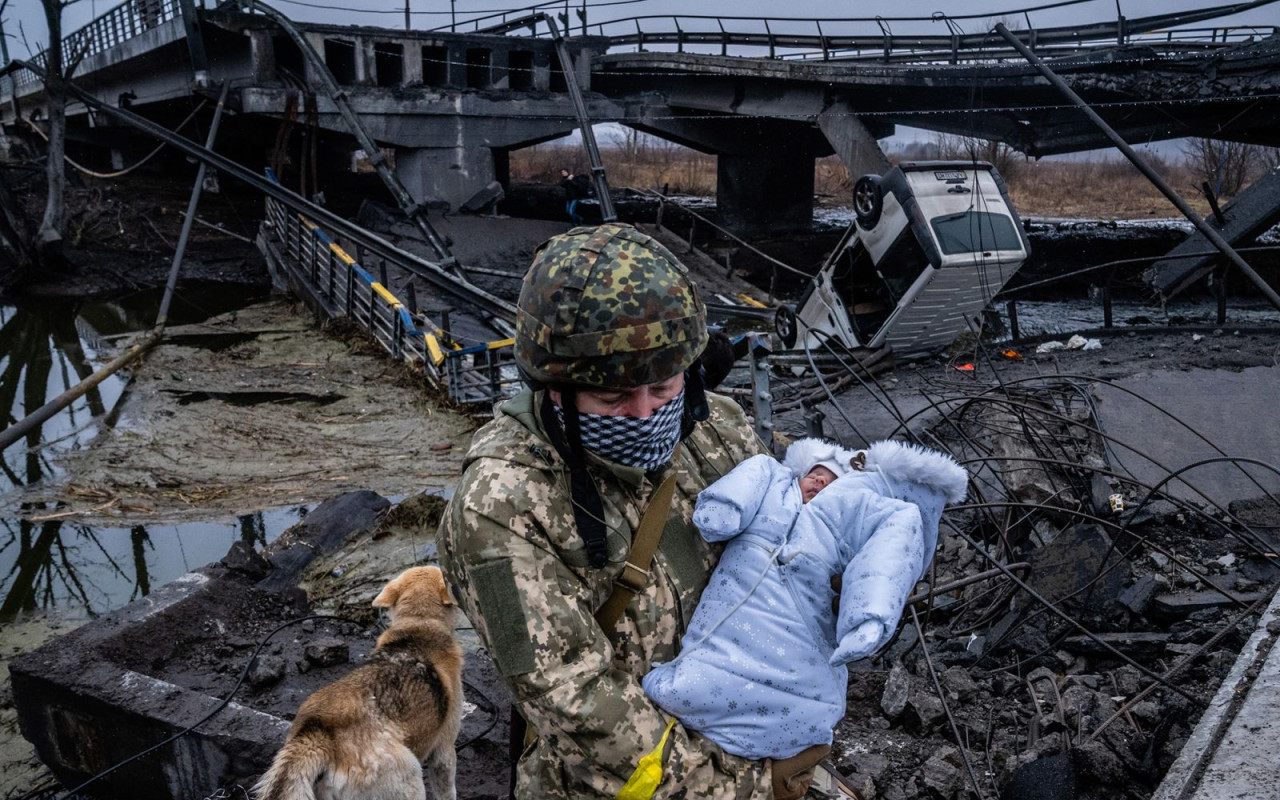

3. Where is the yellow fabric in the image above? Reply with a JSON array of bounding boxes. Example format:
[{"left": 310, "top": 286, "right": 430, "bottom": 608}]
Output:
[{"left": 615, "top": 718, "right": 677, "bottom": 800}]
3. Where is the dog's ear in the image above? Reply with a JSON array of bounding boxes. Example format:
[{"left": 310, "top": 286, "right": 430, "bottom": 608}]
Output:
[{"left": 372, "top": 577, "right": 400, "bottom": 609}]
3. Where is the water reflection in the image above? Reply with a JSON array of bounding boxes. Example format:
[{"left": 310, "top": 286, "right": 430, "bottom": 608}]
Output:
[
  {"left": 0, "top": 284, "right": 277, "bottom": 620},
  {"left": 0, "top": 508, "right": 303, "bottom": 620},
  {"left": 1003, "top": 297, "right": 1280, "bottom": 337},
  {"left": 0, "top": 303, "right": 126, "bottom": 494}
]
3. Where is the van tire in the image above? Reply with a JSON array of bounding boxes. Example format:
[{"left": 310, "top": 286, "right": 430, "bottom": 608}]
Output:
[
  {"left": 775, "top": 304, "right": 798, "bottom": 348},
  {"left": 854, "top": 175, "right": 883, "bottom": 229}
]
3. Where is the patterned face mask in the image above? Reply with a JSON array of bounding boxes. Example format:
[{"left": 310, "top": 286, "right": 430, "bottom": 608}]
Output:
[{"left": 557, "top": 389, "right": 685, "bottom": 470}]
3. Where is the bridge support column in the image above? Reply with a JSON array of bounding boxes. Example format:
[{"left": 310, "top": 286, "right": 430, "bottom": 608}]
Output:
[
  {"left": 395, "top": 146, "right": 496, "bottom": 212},
  {"left": 717, "top": 145, "right": 814, "bottom": 235},
  {"left": 816, "top": 101, "right": 891, "bottom": 182}
]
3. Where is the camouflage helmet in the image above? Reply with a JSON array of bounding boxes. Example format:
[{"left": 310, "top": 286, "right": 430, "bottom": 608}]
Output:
[{"left": 515, "top": 223, "right": 708, "bottom": 389}]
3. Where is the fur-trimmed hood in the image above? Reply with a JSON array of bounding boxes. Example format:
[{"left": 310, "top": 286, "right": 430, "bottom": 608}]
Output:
[
  {"left": 782, "top": 437, "right": 864, "bottom": 480},
  {"left": 783, "top": 438, "right": 968, "bottom": 505},
  {"left": 865, "top": 440, "right": 968, "bottom": 504}
]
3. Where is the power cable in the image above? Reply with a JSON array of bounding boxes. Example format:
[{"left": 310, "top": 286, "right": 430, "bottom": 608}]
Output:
[
  {"left": 56, "top": 613, "right": 363, "bottom": 799},
  {"left": 56, "top": 611, "right": 500, "bottom": 799},
  {"left": 22, "top": 100, "right": 209, "bottom": 179}
]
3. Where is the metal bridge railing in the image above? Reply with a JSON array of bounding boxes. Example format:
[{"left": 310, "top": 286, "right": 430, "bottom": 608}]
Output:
[
  {"left": 778, "top": 25, "right": 1279, "bottom": 64},
  {"left": 12, "top": 0, "right": 184, "bottom": 90},
  {"left": 478, "top": 2, "right": 1276, "bottom": 64},
  {"left": 259, "top": 188, "right": 520, "bottom": 407}
]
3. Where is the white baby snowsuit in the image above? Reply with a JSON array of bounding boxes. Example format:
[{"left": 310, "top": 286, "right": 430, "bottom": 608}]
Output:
[{"left": 642, "top": 439, "right": 967, "bottom": 759}]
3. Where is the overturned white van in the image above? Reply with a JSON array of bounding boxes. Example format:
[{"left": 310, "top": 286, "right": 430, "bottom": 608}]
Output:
[{"left": 776, "top": 161, "right": 1030, "bottom": 360}]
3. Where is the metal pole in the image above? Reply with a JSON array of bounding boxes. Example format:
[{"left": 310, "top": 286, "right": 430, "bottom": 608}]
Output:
[
  {"left": 749, "top": 335, "right": 774, "bottom": 446},
  {"left": 7, "top": 57, "right": 517, "bottom": 320},
  {"left": 0, "top": 333, "right": 161, "bottom": 452},
  {"left": 539, "top": 13, "right": 617, "bottom": 221},
  {"left": 0, "top": 15, "right": 19, "bottom": 128},
  {"left": 994, "top": 22, "right": 1280, "bottom": 312},
  {"left": 247, "top": 1, "right": 458, "bottom": 272},
  {"left": 155, "top": 81, "right": 230, "bottom": 328},
  {"left": 404, "top": 0, "right": 410, "bottom": 32}
]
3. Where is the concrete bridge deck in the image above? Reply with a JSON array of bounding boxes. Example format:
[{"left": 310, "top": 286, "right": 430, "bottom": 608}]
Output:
[{"left": 4, "top": 1, "right": 1280, "bottom": 233}]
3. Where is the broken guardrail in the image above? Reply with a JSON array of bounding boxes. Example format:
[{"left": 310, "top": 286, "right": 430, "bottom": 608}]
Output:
[{"left": 259, "top": 181, "right": 521, "bottom": 405}]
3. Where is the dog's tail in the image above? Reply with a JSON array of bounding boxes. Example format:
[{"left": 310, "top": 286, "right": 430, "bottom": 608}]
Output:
[{"left": 252, "top": 723, "right": 331, "bottom": 800}]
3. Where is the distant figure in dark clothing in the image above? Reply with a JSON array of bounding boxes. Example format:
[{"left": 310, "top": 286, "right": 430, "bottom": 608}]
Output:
[{"left": 559, "top": 168, "right": 591, "bottom": 224}]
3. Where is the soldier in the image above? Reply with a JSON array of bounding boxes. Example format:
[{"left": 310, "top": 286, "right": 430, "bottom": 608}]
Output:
[{"left": 439, "top": 223, "right": 851, "bottom": 800}]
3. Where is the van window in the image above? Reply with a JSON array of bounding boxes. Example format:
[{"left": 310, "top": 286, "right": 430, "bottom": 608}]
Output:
[{"left": 930, "top": 211, "right": 1021, "bottom": 255}]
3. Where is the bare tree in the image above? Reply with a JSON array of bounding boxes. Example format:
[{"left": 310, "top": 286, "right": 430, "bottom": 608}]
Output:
[
  {"left": 1182, "top": 138, "right": 1261, "bottom": 198},
  {"left": 933, "top": 132, "right": 1025, "bottom": 183},
  {"left": 34, "top": 0, "right": 89, "bottom": 266}
]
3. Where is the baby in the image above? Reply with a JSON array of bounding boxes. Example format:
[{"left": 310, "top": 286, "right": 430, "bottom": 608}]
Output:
[{"left": 642, "top": 437, "right": 967, "bottom": 760}]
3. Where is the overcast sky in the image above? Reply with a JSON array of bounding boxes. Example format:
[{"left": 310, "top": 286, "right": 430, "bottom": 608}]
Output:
[{"left": 5, "top": 0, "right": 1278, "bottom": 57}]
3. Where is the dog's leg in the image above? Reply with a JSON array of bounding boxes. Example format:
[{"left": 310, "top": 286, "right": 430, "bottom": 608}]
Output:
[{"left": 423, "top": 745, "right": 458, "bottom": 800}]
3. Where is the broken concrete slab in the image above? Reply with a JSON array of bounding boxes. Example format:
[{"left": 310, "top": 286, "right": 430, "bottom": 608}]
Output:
[
  {"left": 9, "top": 492, "right": 506, "bottom": 799},
  {"left": 258, "top": 490, "right": 389, "bottom": 592},
  {"left": 1061, "top": 632, "right": 1170, "bottom": 659},
  {"left": 1151, "top": 586, "right": 1280, "bottom": 800},
  {"left": 1117, "top": 574, "right": 1162, "bottom": 615},
  {"left": 11, "top": 570, "right": 300, "bottom": 798},
  {"left": 1152, "top": 588, "right": 1269, "bottom": 617},
  {"left": 1093, "top": 366, "right": 1280, "bottom": 505},
  {"left": 1002, "top": 752, "right": 1077, "bottom": 800},
  {"left": 1028, "top": 524, "right": 1131, "bottom": 612}
]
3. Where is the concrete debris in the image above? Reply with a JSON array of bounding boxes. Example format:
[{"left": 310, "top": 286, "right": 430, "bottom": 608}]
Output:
[
  {"left": 919, "top": 746, "right": 964, "bottom": 796},
  {"left": 1001, "top": 752, "right": 1077, "bottom": 800},
  {"left": 1117, "top": 574, "right": 1163, "bottom": 615},
  {"left": 1028, "top": 524, "right": 1131, "bottom": 612},
  {"left": 880, "top": 660, "right": 911, "bottom": 720},
  {"left": 303, "top": 637, "right": 350, "bottom": 668},
  {"left": 823, "top": 373, "right": 1280, "bottom": 800},
  {"left": 1035, "top": 335, "right": 1102, "bottom": 354},
  {"left": 245, "top": 655, "right": 287, "bottom": 690},
  {"left": 1153, "top": 588, "right": 1271, "bottom": 616},
  {"left": 1061, "top": 631, "right": 1170, "bottom": 658}
]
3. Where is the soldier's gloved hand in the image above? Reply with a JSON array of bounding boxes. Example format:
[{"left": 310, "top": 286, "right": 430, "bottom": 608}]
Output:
[
  {"left": 770, "top": 744, "right": 831, "bottom": 800},
  {"left": 698, "top": 330, "right": 737, "bottom": 390},
  {"left": 830, "top": 620, "right": 883, "bottom": 666}
]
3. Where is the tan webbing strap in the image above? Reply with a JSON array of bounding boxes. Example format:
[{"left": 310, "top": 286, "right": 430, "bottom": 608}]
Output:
[{"left": 594, "top": 470, "right": 679, "bottom": 636}]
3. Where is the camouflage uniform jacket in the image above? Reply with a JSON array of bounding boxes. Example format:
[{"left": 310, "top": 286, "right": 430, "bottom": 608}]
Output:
[{"left": 439, "top": 388, "right": 772, "bottom": 800}]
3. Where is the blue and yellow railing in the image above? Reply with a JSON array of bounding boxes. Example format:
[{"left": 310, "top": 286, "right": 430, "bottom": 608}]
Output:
[{"left": 259, "top": 173, "right": 520, "bottom": 404}]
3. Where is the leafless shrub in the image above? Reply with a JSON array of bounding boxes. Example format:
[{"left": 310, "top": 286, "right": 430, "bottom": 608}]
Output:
[
  {"left": 1181, "top": 138, "right": 1262, "bottom": 198},
  {"left": 932, "top": 132, "right": 1027, "bottom": 183}
]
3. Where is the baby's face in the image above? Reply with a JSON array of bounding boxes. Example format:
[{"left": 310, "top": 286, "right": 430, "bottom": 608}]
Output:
[{"left": 799, "top": 465, "right": 838, "bottom": 503}]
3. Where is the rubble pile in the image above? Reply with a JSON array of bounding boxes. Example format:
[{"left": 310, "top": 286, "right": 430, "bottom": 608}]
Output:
[{"left": 828, "top": 376, "right": 1280, "bottom": 800}]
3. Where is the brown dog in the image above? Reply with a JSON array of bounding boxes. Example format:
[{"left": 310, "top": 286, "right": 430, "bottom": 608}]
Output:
[{"left": 253, "top": 566, "right": 464, "bottom": 800}]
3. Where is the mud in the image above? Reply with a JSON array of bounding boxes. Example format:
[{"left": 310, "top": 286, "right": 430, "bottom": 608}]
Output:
[
  {"left": 0, "top": 617, "right": 82, "bottom": 797},
  {"left": 10, "top": 299, "right": 477, "bottom": 524}
]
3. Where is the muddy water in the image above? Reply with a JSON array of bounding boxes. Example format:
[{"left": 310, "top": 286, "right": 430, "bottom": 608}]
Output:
[
  {"left": 1002, "top": 296, "right": 1280, "bottom": 338},
  {"left": 0, "top": 283, "right": 289, "bottom": 623}
]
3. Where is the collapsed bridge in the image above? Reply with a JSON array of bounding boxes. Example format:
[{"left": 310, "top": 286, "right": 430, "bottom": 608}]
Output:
[{"left": 4, "top": 0, "right": 1280, "bottom": 235}]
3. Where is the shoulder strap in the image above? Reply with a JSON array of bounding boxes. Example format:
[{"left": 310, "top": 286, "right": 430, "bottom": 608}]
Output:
[
  {"left": 594, "top": 468, "right": 679, "bottom": 636},
  {"left": 539, "top": 391, "right": 610, "bottom": 568}
]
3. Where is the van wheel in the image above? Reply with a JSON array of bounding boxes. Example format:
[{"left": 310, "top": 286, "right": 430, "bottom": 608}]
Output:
[
  {"left": 775, "top": 304, "right": 798, "bottom": 348},
  {"left": 854, "top": 175, "right": 883, "bottom": 229}
]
